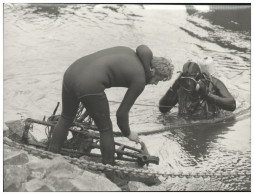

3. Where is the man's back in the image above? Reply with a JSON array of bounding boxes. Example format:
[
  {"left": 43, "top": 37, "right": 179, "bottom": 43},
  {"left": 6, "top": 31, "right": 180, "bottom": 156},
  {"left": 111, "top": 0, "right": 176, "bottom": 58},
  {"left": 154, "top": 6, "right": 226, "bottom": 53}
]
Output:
[{"left": 64, "top": 46, "right": 146, "bottom": 95}]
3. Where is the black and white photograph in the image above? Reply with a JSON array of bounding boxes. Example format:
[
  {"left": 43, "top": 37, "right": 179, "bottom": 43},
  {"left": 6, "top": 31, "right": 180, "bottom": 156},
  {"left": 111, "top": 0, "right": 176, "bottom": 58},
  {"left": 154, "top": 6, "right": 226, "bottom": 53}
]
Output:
[{"left": 3, "top": 1, "right": 251, "bottom": 192}]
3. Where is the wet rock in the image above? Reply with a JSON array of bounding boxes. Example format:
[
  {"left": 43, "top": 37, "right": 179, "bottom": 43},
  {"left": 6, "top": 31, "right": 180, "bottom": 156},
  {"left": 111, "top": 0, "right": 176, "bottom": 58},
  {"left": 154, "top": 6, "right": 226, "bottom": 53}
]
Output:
[
  {"left": 4, "top": 165, "right": 29, "bottom": 191},
  {"left": 4, "top": 151, "right": 29, "bottom": 165},
  {"left": 45, "top": 156, "right": 81, "bottom": 176},
  {"left": 4, "top": 183, "right": 25, "bottom": 192},
  {"left": 27, "top": 154, "right": 42, "bottom": 162},
  {"left": 35, "top": 185, "right": 55, "bottom": 192},
  {"left": 43, "top": 157, "right": 85, "bottom": 191},
  {"left": 5, "top": 120, "right": 38, "bottom": 144},
  {"left": 69, "top": 170, "right": 121, "bottom": 191},
  {"left": 128, "top": 181, "right": 166, "bottom": 191},
  {"left": 4, "top": 146, "right": 15, "bottom": 158},
  {"left": 5, "top": 120, "right": 25, "bottom": 140},
  {"left": 3, "top": 124, "right": 10, "bottom": 137},
  {"left": 44, "top": 178, "right": 79, "bottom": 191},
  {"left": 22, "top": 178, "right": 55, "bottom": 192},
  {"left": 46, "top": 169, "right": 77, "bottom": 180},
  {"left": 44, "top": 169, "right": 120, "bottom": 191},
  {"left": 104, "top": 171, "right": 129, "bottom": 190},
  {"left": 26, "top": 159, "right": 51, "bottom": 179}
]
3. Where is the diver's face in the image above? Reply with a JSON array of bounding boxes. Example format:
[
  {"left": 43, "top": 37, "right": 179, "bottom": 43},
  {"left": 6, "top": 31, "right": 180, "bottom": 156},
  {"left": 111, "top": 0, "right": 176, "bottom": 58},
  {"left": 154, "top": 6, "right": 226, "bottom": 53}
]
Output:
[{"left": 178, "top": 75, "right": 199, "bottom": 93}]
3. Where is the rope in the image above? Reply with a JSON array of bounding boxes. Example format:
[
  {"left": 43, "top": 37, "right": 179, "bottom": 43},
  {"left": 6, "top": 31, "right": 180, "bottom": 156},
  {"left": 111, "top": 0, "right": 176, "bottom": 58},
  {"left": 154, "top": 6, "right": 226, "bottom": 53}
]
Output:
[{"left": 108, "top": 100, "right": 175, "bottom": 108}]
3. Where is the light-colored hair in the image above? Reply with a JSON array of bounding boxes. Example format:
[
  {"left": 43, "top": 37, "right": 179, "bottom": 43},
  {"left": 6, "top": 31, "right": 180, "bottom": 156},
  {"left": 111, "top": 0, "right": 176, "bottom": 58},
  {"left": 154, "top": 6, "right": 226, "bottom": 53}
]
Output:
[{"left": 151, "top": 57, "right": 174, "bottom": 80}]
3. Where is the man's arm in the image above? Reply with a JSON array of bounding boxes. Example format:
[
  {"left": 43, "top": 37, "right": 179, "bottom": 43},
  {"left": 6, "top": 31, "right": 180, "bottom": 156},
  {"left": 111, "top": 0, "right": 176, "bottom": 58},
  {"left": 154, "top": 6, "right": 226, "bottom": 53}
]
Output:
[
  {"left": 206, "top": 79, "right": 236, "bottom": 111},
  {"left": 116, "top": 80, "right": 145, "bottom": 136},
  {"left": 136, "top": 45, "right": 153, "bottom": 83}
]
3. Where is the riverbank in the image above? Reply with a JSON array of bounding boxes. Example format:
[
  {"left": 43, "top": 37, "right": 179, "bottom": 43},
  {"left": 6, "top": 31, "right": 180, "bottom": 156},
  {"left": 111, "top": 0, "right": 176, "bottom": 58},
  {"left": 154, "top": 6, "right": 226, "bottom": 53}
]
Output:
[{"left": 3, "top": 123, "right": 166, "bottom": 192}]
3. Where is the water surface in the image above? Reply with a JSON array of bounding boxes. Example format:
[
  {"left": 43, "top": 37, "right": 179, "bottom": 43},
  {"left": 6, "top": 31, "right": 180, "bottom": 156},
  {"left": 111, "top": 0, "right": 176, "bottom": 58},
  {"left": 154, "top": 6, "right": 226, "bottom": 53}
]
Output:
[{"left": 4, "top": 4, "right": 251, "bottom": 191}]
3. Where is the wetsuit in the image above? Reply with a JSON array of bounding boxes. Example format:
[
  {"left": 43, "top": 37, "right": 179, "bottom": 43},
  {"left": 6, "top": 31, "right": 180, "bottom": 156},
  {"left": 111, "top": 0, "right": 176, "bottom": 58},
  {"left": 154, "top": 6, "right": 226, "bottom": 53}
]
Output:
[
  {"left": 159, "top": 75, "right": 236, "bottom": 118},
  {"left": 49, "top": 45, "right": 153, "bottom": 165}
]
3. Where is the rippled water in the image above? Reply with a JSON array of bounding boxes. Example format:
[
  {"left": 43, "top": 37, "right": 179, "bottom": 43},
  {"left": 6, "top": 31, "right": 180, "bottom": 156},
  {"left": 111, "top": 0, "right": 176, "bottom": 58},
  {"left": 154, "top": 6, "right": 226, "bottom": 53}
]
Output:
[{"left": 3, "top": 4, "right": 251, "bottom": 191}]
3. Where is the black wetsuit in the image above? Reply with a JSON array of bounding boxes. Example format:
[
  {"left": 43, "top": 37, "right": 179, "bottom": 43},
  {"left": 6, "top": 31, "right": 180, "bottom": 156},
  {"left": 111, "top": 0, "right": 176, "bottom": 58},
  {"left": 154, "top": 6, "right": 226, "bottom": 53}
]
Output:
[
  {"left": 49, "top": 46, "right": 153, "bottom": 165},
  {"left": 159, "top": 76, "right": 236, "bottom": 118}
]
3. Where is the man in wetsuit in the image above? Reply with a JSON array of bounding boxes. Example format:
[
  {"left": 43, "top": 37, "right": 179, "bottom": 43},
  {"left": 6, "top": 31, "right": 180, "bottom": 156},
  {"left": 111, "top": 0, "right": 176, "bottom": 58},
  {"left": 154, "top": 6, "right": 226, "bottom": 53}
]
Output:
[
  {"left": 159, "top": 60, "right": 236, "bottom": 119},
  {"left": 48, "top": 45, "right": 174, "bottom": 165}
]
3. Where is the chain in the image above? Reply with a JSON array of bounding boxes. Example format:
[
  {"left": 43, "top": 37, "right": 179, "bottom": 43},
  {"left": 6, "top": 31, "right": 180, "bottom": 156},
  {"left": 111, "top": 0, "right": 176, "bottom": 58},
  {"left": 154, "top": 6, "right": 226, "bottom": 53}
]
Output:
[{"left": 4, "top": 137, "right": 250, "bottom": 179}]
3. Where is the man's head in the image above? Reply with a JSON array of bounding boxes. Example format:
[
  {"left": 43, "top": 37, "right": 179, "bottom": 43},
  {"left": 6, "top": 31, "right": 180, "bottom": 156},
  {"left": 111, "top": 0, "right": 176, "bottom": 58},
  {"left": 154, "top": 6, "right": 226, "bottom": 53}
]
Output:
[{"left": 149, "top": 57, "right": 174, "bottom": 85}]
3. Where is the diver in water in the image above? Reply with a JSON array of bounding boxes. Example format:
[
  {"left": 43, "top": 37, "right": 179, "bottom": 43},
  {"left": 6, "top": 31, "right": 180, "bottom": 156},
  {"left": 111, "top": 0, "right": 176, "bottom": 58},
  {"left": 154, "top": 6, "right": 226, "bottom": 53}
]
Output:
[
  {"left": 159, "top": 58, "right": 236, "bottom": 119},
  {"left": 48, "top": 45, "right": 174, "bottom": 165}
]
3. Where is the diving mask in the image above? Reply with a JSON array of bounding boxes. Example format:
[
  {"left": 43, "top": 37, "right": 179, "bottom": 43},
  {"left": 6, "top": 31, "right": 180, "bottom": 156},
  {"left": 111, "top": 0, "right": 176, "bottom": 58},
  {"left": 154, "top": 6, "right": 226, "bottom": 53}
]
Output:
[{"left": 177, "top": 71, "right": 201, "bottom": 93}]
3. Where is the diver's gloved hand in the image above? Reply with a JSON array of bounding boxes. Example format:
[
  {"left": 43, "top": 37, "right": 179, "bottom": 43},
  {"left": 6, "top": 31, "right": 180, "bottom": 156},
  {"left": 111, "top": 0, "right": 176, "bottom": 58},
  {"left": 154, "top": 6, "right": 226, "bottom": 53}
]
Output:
[
  {"left": 171, "top": 72, "right": 182, "bottom": 92},
  {"left": 198, "top": 79, "right": 210, "bottom": 97},
  {"left": 127, "top": 131, "right": 140, "bottom": 144},
  {"left": 170, "top": 79, "right": 181, "bottom": 93},
  {"left": 171, "top": 80, "right": 180, "bottom": 92}
]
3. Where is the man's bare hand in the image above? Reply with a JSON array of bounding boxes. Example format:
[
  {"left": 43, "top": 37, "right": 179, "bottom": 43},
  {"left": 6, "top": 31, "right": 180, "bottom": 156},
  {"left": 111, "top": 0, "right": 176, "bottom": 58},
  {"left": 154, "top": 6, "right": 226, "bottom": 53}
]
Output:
[{"left": 127, "top": 131, "right": 140, "bottom": 144}]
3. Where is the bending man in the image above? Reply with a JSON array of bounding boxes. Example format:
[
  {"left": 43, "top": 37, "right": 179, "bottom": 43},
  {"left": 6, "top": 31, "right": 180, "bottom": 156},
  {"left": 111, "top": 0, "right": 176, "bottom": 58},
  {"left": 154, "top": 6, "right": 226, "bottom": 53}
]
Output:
[{"left": 48, "top": 45, "right": 174, "bottom": 165}]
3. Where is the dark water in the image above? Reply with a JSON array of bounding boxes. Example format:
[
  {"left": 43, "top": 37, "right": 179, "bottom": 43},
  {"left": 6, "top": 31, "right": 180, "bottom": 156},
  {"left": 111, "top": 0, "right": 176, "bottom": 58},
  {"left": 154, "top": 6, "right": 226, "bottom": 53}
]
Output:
[{"left": 3, "top": 4, "right": 251, "bottom": 191}]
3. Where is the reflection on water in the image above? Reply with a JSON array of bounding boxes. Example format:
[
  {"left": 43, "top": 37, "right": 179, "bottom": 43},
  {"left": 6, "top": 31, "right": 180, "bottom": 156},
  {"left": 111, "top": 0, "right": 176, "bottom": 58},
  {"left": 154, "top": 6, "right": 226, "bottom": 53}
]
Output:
[
  {"left": 4, "top": 4, "right": 251, "bottom": 191},
  {"left": 186, "top": 5, "right": 251, "bottom": 31},
  {"left": 28, "top": 4, "right": 65, "bottom": 17},
  {"left": 168, "top": 124, "right": 234, "bottom": 160}
]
